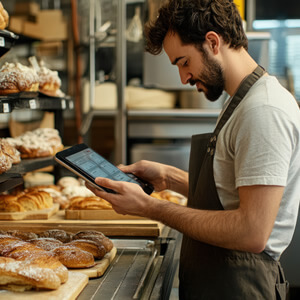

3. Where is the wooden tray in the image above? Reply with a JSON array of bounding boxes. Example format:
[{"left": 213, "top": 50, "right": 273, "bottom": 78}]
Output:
[
  {"left": 72, "top": 247, "right": 117, "bottom": 278},
  {"left": 0, "top": 203, "right": 59, "bottom": 220},
  {"left": 0, "top": 210, "right": 164, "bottom": 237},
  {"left": 65, "top": 209, "right": 146, "bottom": 220},
  {"left": 0, "top": 271, "right": 88, "bottom": 300}
]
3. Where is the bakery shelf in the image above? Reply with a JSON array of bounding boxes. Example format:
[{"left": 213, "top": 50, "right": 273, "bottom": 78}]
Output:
[
  {"left": 0, "top": 94, "right": 73, "bottom": 113},
  {"left": 0, "top": 157, "right": 55, "bottom": 192},
  {"left": 0, "top": 29, "right": 19, "bottom": 58}
]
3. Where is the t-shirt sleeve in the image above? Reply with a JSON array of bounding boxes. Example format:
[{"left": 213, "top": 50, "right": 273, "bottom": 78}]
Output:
[{"left": 234, "top": 105, "right": 295, "bottom": 188}]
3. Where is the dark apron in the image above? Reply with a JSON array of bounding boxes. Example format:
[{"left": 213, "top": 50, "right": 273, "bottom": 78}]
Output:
[{"left": 179, "top": 66, "right": 289, "bottom": 300}]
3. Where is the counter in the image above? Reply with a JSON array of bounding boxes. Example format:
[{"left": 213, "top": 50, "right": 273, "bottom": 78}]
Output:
[{"left": 77, "top": 227, "right": 182, "bottom": 300}]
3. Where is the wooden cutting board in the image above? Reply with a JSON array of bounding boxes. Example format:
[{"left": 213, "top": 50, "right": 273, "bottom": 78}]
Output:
[
  {"left": 0, "top": 271, "right": 88, "bottom": 300},
  {"left": 65, "top": 209, "right": 146, "bottom": 220},
  {"left": 71, "top": 247, "right": 117, "bottom": 278},
  {"left": 0, "top": 203, "right": 59, "bottom": 220},
  {"left": 0, "top": 211, "right": 164, "bottom": 237}
]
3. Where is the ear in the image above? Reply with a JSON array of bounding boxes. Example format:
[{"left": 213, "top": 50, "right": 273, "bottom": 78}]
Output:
[{"left": 205, "top": 31, "right": 220, "bottom": 54}]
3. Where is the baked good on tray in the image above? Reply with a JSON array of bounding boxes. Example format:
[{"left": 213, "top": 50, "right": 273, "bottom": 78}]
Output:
[
  {"left": 0, "top": 229, "right": 114, "bottom": 272},
  {"left": 0, "top": 190, "right": 53, "bottom": 212},
  {"left": 6, "top": 128, "right": 64, "bottom": 159},
  {"left": 51, "top": 245, "right": 95, "bottom": 268},
  {"left": 0, "top": 257, "right": 61, "bottom": 291},
  {"left": 38, "top": 62, "right": 62, "bottom": 97},
  {"left": 0, "top": 62, "right": 39, "bottom": 95},
  {"left": 0, "top": 2, "right": 9, "bottom": 30},
  {"left": 68, "top": 196, "right": 113, "bottom": 210},
  {"left": 0, "top": 138, "right": 21, "bottom": 174}
]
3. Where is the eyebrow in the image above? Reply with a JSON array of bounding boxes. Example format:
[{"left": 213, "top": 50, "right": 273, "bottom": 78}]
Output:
[{"left": 172, "top": 56, "right": 185, "bottom": 65}]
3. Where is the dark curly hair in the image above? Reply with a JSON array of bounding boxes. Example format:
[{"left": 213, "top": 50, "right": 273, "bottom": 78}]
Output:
[{"left": 144, "top": 0, "right": 248, "bottom": 55}]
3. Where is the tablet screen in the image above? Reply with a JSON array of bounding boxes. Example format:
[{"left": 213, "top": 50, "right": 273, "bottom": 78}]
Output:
[{"left": 65, "top": 148, "right": 136, "bottom": 183}]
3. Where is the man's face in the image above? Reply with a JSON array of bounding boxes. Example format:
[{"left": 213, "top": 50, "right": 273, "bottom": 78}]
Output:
[{"left": 163, "top": 31, "right": 225, "bottom": 101}]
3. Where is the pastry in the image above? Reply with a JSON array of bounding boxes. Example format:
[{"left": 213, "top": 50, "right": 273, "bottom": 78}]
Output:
[
  {"left": 0, "top": 257, "right": 61, "bottom": 291},
  {"left": 0, "top": 62, "right": 39, "bottom": 95},
  {"left": 0, "top": 190, "right": 53, "bottom": 212},
  {"left": 28, "top": 238, "right": 63, "bottom": 251},
  {"left": 68, "top": 196, "right": 112, "bottom": 210},
  {"left": 6, "top": 128, "right": 63, "bottom": 159},
  {"left": 0, "top": 146, "right": 13, "bottom": 174},
  {"left": 51, "top": 245, "right": 95, "bottom": 268},
  {"left": 37, "top": 62, "right": 62, "bottom": 97},
  {"left": 57, "top": 176, "right": 81, "bottom": 189},
  {"left": 0, "top": 2, "right": 9, "bottom": 30},
  {"left": 0, "top": 139, "right": 21, "bottom": 165},
  {"left": 38, "top": 229, "right": 73, "bottom": 243},
  {"left": 66, "top": 239, "right": 107, "bottom": 259}
]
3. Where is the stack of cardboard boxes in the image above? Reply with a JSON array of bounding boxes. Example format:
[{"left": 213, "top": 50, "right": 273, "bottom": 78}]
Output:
[{"left": 9, "top": 2, "right": 67, "bottom": 41}]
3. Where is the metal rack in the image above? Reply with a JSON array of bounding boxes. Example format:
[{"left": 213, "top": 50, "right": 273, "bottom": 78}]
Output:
[{"left": 0, "top": 29, "right": 73, "bottom": 192}]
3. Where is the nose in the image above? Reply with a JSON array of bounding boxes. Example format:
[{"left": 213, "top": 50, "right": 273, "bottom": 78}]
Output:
[{"left": 179, "top": 68, "right": 192, "bottom": 85}]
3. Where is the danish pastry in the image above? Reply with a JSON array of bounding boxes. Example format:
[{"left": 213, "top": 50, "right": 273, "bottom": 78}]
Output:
[{"left": 0, "top": 62, "right": 39, "bottom": 95}]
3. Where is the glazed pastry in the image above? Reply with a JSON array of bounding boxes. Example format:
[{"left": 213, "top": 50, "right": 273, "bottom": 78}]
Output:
[{"left": 0, "top": 62, "right": 39, "bottom": 95}]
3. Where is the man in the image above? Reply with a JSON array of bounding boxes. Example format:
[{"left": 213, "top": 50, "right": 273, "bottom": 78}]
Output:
[{"left": 88, "top": 0, "right": 300, "bottom": 298}]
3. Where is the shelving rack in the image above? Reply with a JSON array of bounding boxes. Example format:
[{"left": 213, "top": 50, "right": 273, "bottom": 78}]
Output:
[{"left": 0, "top": 29, "right": 73, "bottom": 192}]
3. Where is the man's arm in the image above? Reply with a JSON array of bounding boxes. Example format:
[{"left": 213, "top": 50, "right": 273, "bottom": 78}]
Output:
[{"left": 145, "top": 185, "right": 284, "bottom": 253}]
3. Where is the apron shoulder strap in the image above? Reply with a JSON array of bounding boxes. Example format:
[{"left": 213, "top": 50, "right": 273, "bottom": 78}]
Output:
[{"left": 214, "top": 65, "right": 265, "bottom": 136}]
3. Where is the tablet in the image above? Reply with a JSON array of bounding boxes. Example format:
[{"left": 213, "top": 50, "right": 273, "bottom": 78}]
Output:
[{"left": 55, "top": 143, "right": 154, "bottom": 195}]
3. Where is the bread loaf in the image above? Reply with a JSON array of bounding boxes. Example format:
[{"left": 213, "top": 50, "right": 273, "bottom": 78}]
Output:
[
  {"left": 27, "top": 238, "right": 63, "bottom": 251},
  {"left": 0, "top": 257, "right": 61, "bottom": 291},
  {"left": 38, "top": 229, "right": 73, "bottom": 243},
  {"left": 72, "top": 230, "right": 114, "bottom": 252},
  {"left": 66, "top": 239, "right": 107, "bottom": 259},
  {"left": 51, "top": 245, "right": 95, "bottom": 268}
]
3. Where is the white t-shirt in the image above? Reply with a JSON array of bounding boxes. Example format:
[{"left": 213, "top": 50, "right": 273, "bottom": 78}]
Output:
[{"left": 214, "top": 75, "right": 300, "bottom": 260}]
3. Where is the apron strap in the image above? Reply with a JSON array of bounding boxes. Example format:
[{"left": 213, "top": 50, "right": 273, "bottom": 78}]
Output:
[{"left": 213, "top": 65, "right": 265, "bottom": 137}]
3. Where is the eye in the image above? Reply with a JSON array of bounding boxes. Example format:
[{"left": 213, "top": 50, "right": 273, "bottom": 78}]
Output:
[{"left": 183, "top": 60, "right": 188, "bottom": 67}]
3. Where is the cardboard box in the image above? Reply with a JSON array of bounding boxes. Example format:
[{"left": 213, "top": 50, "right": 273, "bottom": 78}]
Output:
[
  {"left": 35, "top": 10, "right": 64, "bottom": 25},
  {"left": 14, "top": 2, "right": 40, "bottom": 16},
  {"left": 24, "top": 20, "right": 67, "bottom": 41},
  {"left": 8, "top": 16, "right": 27, "bottom": 34}
]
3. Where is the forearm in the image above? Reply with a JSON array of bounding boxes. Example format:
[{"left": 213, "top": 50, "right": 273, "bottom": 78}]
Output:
[
  {"left": 144, "top": 199, "right": 262, "bottom": 253},
  {"left": 165, "top": 165, "right": 189, "bottom": 197}
]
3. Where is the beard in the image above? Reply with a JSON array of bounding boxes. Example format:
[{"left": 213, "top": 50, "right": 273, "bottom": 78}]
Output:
[{"left": 189, "top": 50, "right": 225, "bottom": 101}]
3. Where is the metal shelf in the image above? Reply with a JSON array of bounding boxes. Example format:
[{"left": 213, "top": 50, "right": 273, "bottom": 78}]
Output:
[
  {"left": 0, "top": 94, "right": 73, "bottom": 113},
  {"left": 0, "top": 157, "right": 55, "bottom": 192},
  {"left": 0, "top": 29, "right": 19, "bottom": 58}
]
